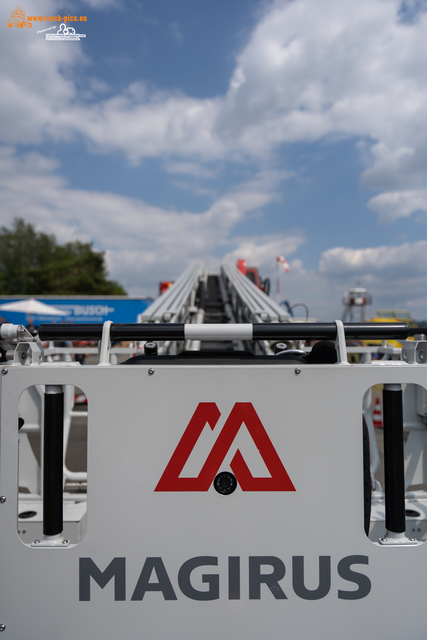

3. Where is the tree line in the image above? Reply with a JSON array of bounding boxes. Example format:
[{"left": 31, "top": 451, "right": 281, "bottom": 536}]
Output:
[{"left": 0, "top": 218, "right": 126, "bottom": 296}]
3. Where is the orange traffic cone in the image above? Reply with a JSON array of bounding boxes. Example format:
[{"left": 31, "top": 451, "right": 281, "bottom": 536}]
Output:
[{"left": 373, "top": 396, "right": 383, "bottom": 428}]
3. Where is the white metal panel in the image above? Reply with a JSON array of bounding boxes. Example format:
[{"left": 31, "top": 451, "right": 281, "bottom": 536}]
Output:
[{"left": 1, "top": 362, "right": 427, "bottom": 639}]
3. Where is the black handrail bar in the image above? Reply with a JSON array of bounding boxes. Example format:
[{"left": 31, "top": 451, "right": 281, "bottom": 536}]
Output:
[{"left": 35, "top": 322, "right": 413, "bottom": 342}]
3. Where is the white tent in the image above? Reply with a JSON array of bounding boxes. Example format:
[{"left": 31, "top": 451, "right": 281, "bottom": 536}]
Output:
[{"left": 0, "top": 298, "right": 69, "bottom": 316}]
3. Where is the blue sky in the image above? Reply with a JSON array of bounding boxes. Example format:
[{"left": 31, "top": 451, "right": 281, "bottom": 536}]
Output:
[{"left": 2, "top": 0, "right": 427, "bottom": 320}]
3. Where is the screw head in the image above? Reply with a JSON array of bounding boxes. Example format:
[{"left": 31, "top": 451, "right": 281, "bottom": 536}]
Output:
[
  {"left": 33, "top": 539, "right": 40, "bottom": 545},
  {"left": 1, "top": 369, "right": 8, "bottom": 375},
  {"left": 0, "top": 623, "right": 6, "bottom": 631},
  {"left": 62, "top": 539, "right": 69, "bottom": 545},
  {"left": 148, "top": 368, "right": 155, "bottom": 376},
  {"left": 0, "top": 496, "right": 6, "bottom": 504},
  {"left": 295, "top": 368, "right": 301, "bottom": 375}
]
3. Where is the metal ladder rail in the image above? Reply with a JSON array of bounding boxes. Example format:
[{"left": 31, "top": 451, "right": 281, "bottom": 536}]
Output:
[
  {"left": 220, "top": 262, "right": 291, "bottom": 354},
  {"left": 139, "top": 262, "right": 205, "bottom": 324},
  {"left": 139, "top": 262, "right": 205, "bottom": 354},
  {"left": 221, "top": 262, "right": 290, "bottom": 323}
]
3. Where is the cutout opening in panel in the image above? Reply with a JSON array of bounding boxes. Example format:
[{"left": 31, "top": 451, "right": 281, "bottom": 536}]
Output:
[
  {"left": 363, "top": 382, "right": 427, "bottom": 543},
  {"left": 17, "top": 384, "right": 88, "bottom": 545}
]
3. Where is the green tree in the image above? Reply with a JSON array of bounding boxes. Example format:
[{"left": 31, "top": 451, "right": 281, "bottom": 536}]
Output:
[{"left": 0, "top": 218, "right": 127, "bottom": 295}]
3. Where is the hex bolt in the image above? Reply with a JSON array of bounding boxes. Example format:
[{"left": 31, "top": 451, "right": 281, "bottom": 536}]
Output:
[
  {"left": 295, "top": 368, "right": 301, "bottom": 375},
  {"left": 148, "top": 368, "right": 155, "bottom": 376},
  {"left": 1, "top": 369, "right": 8, "bottom": 375},
  {"left": 0, "top": 496, "right": 6, "bottom": 504}
]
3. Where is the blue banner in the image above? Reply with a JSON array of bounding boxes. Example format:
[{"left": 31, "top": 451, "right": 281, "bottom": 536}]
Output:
[{"left": 0, "top": 297, "right": 153, "bottom": 326}]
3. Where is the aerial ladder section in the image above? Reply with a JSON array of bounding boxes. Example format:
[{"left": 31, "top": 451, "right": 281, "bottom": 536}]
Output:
[{"left": 139, "top": 261, "right": 290, "bottom": 354}]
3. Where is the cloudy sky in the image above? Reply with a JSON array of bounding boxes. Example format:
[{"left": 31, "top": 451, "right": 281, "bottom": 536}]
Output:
[{"left": 2, "top": 0, "right": 427, "bottom": 320}]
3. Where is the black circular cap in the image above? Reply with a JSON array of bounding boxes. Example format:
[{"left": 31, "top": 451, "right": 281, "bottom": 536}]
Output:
[
  {"left": 274, "top": 343, "right": 288, "bottom": 354},
  {"left": 18, "top": 510, "right": 37, "bottom": 519},
  {"left": 214, "top": 472, "right": 237, "bottom": 495},
  {"left": 144, "top": 342, "right": 158, "bottom": 355}
]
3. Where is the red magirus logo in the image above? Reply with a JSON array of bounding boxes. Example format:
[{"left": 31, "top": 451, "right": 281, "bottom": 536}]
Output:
[{"left": 155, "top": 402, "right": 295, "bottom": 492}]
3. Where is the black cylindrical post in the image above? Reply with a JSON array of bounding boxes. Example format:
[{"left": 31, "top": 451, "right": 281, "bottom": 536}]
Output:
[
  {"left": 43, "top": 385, "right": 64, "bottom": 537},
  {"left": 383, "top": 384, "right": 405, "bottom": 534}
]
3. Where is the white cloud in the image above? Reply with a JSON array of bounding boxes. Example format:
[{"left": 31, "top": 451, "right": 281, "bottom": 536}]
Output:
[
  {"left": 170, "top": 22, "right": 184, "bottom": 44},
  {"left": 0, "top": 147, "right": 290, "bottom": 295},
  {"left": 3, "top": 0, "right": 427, "bottom": 205},
  {"left": 164, "top": 162, "right": 217, "bottom": 179},
  {"left": 0, "top": 1, "right": 84, "bottom": 144},
  {"left": 368, "top": 189, "right": 427, "bottom": 223},
  {"left": 319, "top": 241, "right": 427, "bottom": 278},
  {"left": 2, "top": 1, "right": 425, "bottom": 161},
  {"left": 3, "top": 144, "right": 427, "bottom": 318},
  {"left": 4, "top": 0, "right": 427, "bottom": 319}
]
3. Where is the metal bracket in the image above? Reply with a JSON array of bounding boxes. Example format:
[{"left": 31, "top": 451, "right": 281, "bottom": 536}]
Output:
[
  {"left": 402, "top": 340, "right": 427, "bottom": 364},
  {"left": 31, "top": 535, "right": 70, "bottom": 548},
  {"left": 98, "top": 321, "right": 112, "bottom": 365},
  {"left": 13, "top": 341, "right": 43, "bottom": 366},
  {"left": 378, "top": 532, "right": 421, "bottom": 546},
  {"left": 0, "top": 324, "right": 44, "bottom": 366},
  {"left": 334, "top": 320, "right": 350, "bottom": 364}
]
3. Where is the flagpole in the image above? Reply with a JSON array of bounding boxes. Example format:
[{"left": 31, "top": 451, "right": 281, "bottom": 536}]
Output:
[{"left": 276, "top": 256, "right": 290, "bottom": 303}]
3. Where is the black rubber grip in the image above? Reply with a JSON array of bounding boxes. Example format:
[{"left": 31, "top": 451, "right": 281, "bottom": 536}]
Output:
[{"left": 43, "top": 390, "right": 64, "bottom": 537}]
